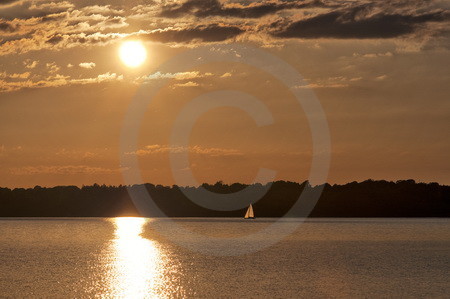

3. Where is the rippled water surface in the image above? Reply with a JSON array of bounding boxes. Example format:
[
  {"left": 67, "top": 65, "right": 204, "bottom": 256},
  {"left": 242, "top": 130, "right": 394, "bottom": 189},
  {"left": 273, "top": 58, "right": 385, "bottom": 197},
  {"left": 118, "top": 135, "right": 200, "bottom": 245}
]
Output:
[{"left": 0, "top": 218, "right": 449, "bottom": 298}]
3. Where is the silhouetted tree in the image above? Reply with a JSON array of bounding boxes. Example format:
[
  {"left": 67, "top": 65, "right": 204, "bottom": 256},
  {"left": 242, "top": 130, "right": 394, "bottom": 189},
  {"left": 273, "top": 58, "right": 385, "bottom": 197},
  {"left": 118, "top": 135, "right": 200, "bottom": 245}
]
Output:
[{"left": 0, "top": 180, "right": 448, "bottom": 217}]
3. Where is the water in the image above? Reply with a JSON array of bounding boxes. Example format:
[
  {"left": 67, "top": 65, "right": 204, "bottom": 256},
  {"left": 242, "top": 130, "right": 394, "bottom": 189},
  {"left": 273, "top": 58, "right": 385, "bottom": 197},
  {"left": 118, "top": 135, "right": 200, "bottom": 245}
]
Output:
[{"left": 0, "top": 218, "right": 449, "bottom": 298}]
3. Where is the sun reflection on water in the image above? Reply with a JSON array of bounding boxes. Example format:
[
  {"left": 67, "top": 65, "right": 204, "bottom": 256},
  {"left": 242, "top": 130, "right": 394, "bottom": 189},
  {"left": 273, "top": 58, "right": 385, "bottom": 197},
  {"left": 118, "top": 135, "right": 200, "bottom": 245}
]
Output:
[{"left": 108, "top": 217, "right": 166, "bottom": 298}]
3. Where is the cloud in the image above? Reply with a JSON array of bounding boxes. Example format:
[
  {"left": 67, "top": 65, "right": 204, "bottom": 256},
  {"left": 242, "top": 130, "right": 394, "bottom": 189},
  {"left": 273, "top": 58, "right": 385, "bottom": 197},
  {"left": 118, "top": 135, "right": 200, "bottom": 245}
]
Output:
[
  {"left": 0, "top": 71, "right": 30, "bottom": 79},
  {"left": 127, "top": 144, "right": 243, "bottom": 157},
  {"left": 46, "top": 62, "right": 60, "bottom": 73},
  {"left": 55, "top": 148, "right": 100, "bottom": 159},
  {"left": 353, "top": 52, "right": 394, "bottom": 58},
  {"left": 375, "top": 75, "right": 388, "bottom": 81},
  {"left": 0, "top": 31, "right": 125, "bottom": 56},
  {"left": 173, "top": 81, "right": 200, "bottom": 87},
  {"left": 29, "top": 1, "right": 74, "bottom": 12},
  {"left": 294, "top": 82, "right": 348, "bottom": 89},
  {"left": 0, "top": 0, "right": 448, "bottom": 57},
  {"left": 1, "top": 66, "right": 215, "bottom": 92},
  {"left": 0, "top": 0, "right": 21, "bottom": 5},
  {"left": 69, "top": 72, "right": 123, "bottom": 84},
  {"left": 0, "top": 22, "right": 242, "bottom": 55},
  {"left": 80, "top": 5, "right": 124, "bottom": 15},
  {"left": 0, "top": 19, "right": 17, "bottom": 32},
  {"left": 24, "top": 59, "right": 38, "bottom": 68},
  {"left": 0, "top": 4, "right": 128, "bottom": 55},
  {"left": 137, "top": 24, "right": 244, "bottom": 44},
  {"left": 10, "top": 165, "right": 121, "bottom": 175},
  {"left": 79, "top": 62, "right": 96, "bottom": 69},
  {"left": 271, "top": 4, "right": 448, "bottom": 39},
  {"left": 160, "top": 0, "right": 327, "bottom": 19},
  {"left": 137, "top": 71, "right": 212, "bottom": 82},
  {"left": 0, "top": 74, "right": 68, "bottom": 92},
  {"left": 0, "top": 0, "right": 75, "bottom": 20},
  {"left": 294, "top": 76, "right": 364, "bottom": 89},
  {"left": 45, "top": 32, "right": 126, "bottom": 48},
  {"left": 0, "top": 72, "right": 124, "bottom": 92},
  {"left": 9, "top": 72, "right": 30, "bottom": 79}
]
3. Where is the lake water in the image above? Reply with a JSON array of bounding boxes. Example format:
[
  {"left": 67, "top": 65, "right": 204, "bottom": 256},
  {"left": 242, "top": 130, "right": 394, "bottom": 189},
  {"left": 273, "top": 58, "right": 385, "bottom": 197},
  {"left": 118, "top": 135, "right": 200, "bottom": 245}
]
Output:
[{"left": 0, "top": 218, "right": 449, "bottom": 298}]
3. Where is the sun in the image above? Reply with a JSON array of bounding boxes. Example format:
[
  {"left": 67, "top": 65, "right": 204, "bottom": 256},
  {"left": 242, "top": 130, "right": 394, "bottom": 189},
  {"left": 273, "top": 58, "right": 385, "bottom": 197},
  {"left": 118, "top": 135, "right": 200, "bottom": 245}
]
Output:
[{"left": 119, "top": 41, "right": 147, "bottom": 67}]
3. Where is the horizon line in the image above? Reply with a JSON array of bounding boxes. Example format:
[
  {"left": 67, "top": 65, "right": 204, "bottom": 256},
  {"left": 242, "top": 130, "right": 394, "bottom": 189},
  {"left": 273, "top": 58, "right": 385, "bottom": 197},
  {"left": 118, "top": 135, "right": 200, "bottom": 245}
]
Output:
[{"left": 2, "top": 178, "right": 448, "bottom": 190}]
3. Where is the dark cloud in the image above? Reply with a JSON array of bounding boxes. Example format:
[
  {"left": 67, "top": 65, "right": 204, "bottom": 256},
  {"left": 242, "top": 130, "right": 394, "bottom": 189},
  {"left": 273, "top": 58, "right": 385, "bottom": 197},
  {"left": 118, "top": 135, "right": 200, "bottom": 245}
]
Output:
[
  {"left": 41, "top": 12, "right": 69, "bottom": 23},
  {"left": 271, "top": 5, "right": 448, "bottom": 39},
  {"left": 0, "top": 20, "right": 16, "bottom": 32},
  {"left": 138, "top": 24, "right": 244, "bottom": 43},
  {"left": 0, "top": 0, "right": 20, "bottom": 5},
  {"left": 46, "top": 34, "right": 63, "bottom": 45},
  {"left": 1, "top": 0, "right": 449, "bottom": 56},
  {"left": 43, "top": 32, "right": 122, "bottom": 48},
  {"left": 160, "top": 0, "right": 326, "bottom": 19}
]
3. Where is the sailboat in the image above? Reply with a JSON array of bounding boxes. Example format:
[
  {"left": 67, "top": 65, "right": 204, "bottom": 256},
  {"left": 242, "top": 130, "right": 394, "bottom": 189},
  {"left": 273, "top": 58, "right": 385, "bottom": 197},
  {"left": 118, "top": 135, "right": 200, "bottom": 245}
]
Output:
[{"left": 244, "top": 204, "right": 255, "bottom": 219}]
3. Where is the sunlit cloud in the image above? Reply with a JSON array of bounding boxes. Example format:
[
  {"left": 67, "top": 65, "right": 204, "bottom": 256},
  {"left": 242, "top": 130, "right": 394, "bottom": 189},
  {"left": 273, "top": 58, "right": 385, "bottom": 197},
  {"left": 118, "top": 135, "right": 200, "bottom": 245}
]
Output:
[
  {"left": 79, "top": 62, "right": 96, "bottom": 69},
  {"left": 29, "top": 1, "right": 74, "bottom": 11},
  {"left": 70, "top": 72, "right": 123, "bottom": 84},
  {"left": 23, "top": 59, "right": 38, "bottom": 69},
  {"left": 81, "top": 4, "right": 124, "bottom": 15},
  {"left": 46, "top": 62, "right": 60, "bottom": 73},
  {"left": 172, "top": 81, "right": 200, "bottom": 87},
  {"left": 0, "top": 0, "right": 447, "bottom": 58},
  {"left": 10, "top": 165, "right": 124, "bottom": 175},
  {"left": 293, "top": 76, "right": 365, "bottom": 89},
  {"left": 127, "top": 144, "right": 244, "bottom": 157},
  {"left": 55, "top": 148, "right": 100, "bottom": 159},
  {"left": 0, "top": 71, "right": 30, "bottom": 79},
  {"left": 375, "top": 75, "right": 388, "bottom": 81},
  {"left": 0, "top": 72, "right": 124, "bottom": 92},
  {"left": 353, "top": 52, "right": 394, "bottom": 58},
  {"left": 137, "top": 71, "right": 213, "bottom": 82}
]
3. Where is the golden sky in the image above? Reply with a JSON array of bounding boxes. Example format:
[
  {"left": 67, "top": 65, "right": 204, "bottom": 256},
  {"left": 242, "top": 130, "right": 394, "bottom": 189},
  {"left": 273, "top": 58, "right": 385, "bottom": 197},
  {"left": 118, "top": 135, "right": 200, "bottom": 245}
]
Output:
[{"left": 0, "top": 0, "right": 449, "bottom": 187}]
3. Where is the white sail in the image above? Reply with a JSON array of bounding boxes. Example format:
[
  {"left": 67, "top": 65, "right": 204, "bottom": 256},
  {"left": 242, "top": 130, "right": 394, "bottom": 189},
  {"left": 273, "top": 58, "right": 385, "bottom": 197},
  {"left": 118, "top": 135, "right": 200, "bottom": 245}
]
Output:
[
  {"left": 248, "top": 204, "right": 254, "bottom": 218},
  {"left": 244, "top": 204, "right": 255, "bottom": 219}
]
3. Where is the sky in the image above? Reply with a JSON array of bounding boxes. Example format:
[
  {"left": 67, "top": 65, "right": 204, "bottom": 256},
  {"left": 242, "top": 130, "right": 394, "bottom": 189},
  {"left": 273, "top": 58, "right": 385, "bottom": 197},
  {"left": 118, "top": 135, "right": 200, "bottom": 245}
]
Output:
[{"left": 0, "top": 0, "right": 449, "bottom": 188}]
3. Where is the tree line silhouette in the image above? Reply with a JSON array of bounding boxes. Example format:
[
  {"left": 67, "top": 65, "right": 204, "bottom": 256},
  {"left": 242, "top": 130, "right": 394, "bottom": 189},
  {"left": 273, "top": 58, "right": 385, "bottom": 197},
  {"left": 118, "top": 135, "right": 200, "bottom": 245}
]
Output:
[{"left": 0, "top": 179, "right": 448, "bottom": 217}]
